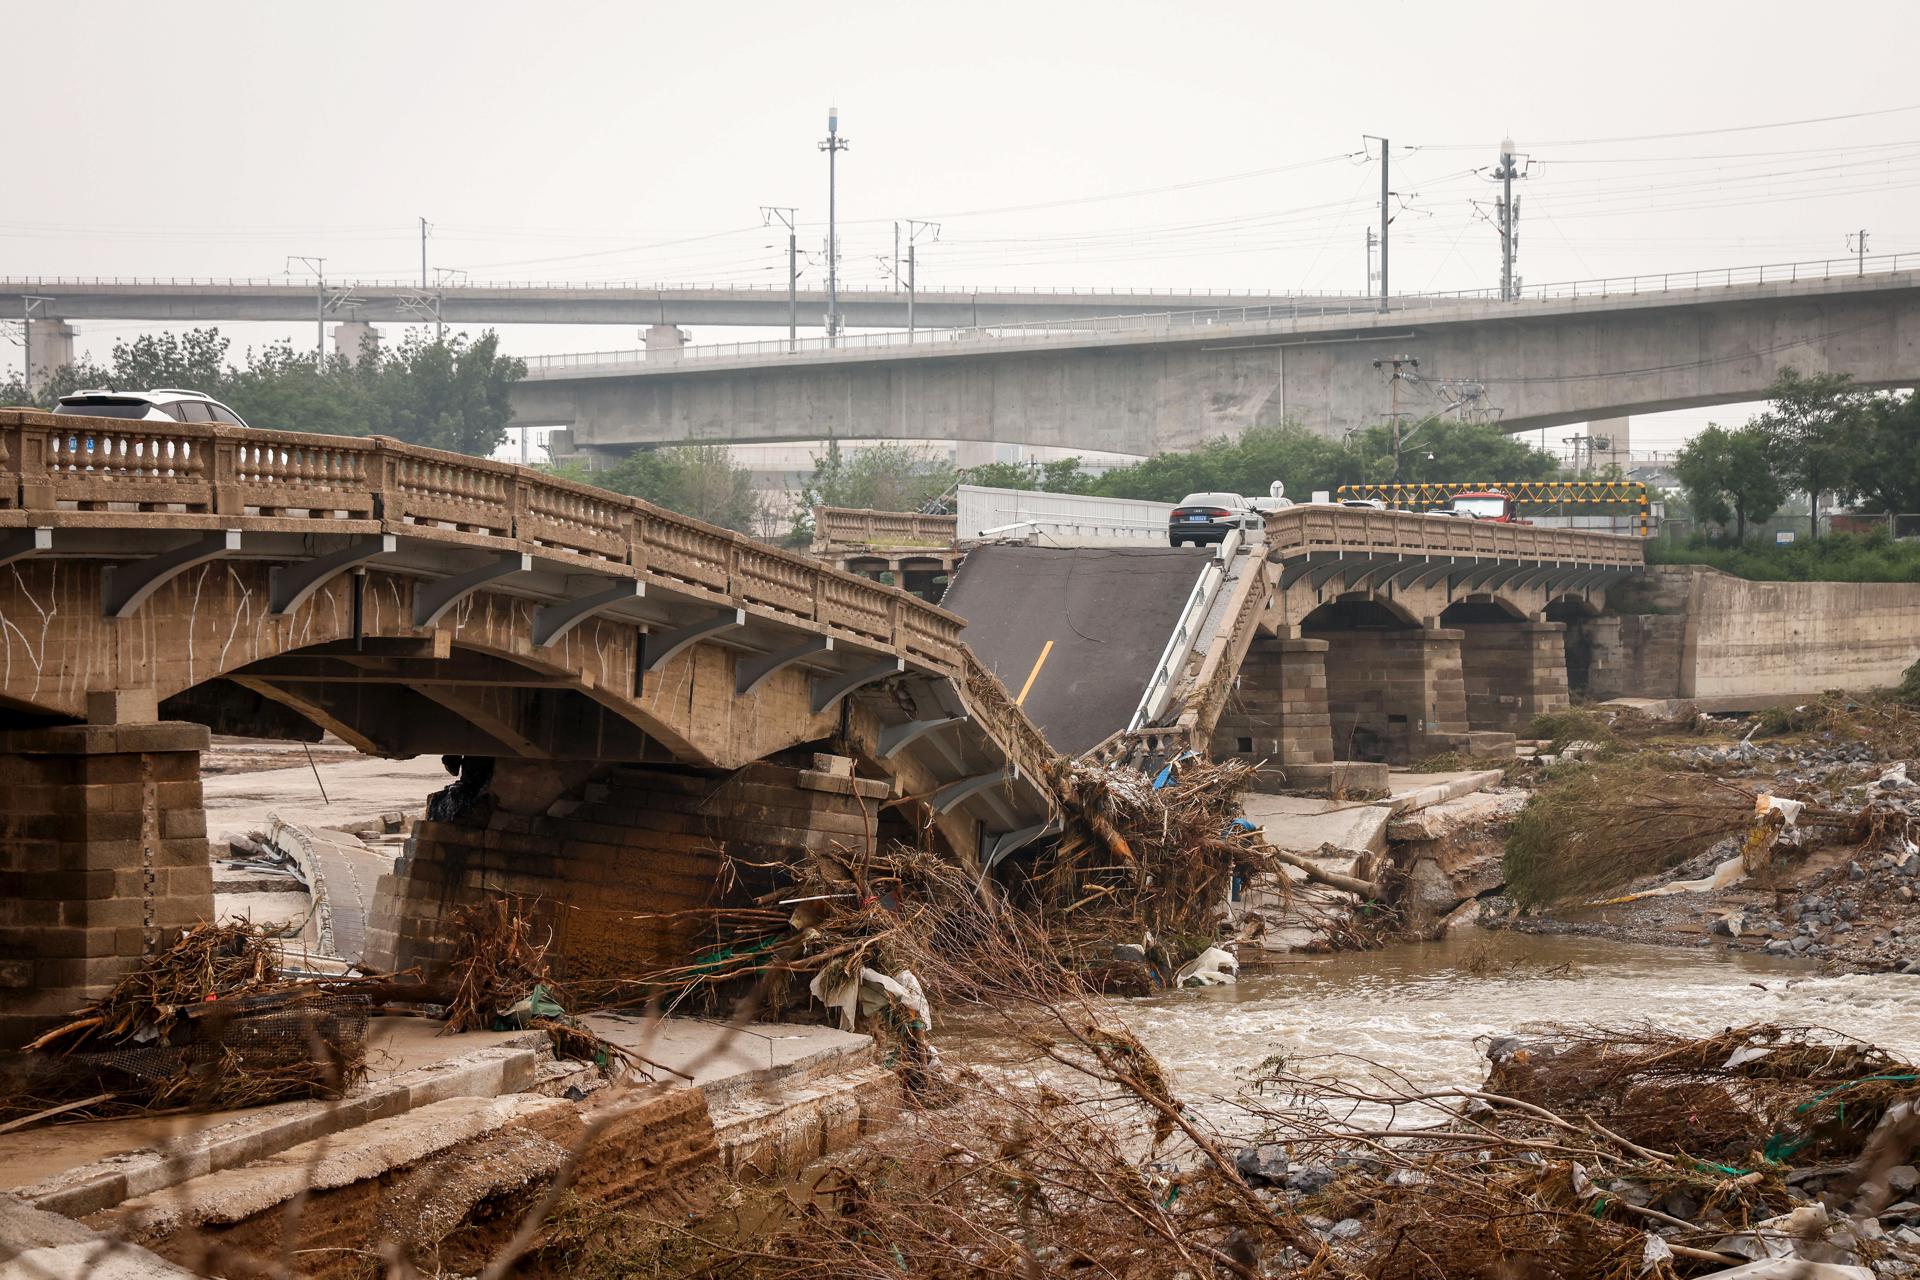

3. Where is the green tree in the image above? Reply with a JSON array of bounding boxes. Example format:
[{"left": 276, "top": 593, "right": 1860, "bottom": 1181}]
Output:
[
  {"left": 1673, "top": 423, "right": 1783, "bottom": 542},
  {"left": 961, "top": 456, "right": 1098, "bottom": 493},
  {"left": 592, "top": 444, "right": 760, "bottom": 533},
  {"left": 1344, "top": 416, "right": 1560, "bottom": 485},
  {"left": 4, "top": 325, "right": 525, "bottom": 457},
  {"left": 1081, "top": 420, "right": 1551, "bottom": 504},
  {"left": 794, "top": 441, "right": 956, "bottom": 536},
  {"left": 356, "top": 330, "right": 524, "bottom": 456},
  {"left": 1753, "top": 367, "right": 1872, "bottom": 539},
  {"left": 1088, "top": 425, "right": 1357, "bottom": 502},
  {"left": 1852, "top": 391, "right": 1920, "bottom": 516}
]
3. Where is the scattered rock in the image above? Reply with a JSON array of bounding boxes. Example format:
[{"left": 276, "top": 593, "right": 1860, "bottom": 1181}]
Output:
[
  {"left": 1234, "top": 1144, "right": 1289, "bottom": 1186},
  {"left": 1288, "top": 1162, "right": 1335, "bottom": 1195}
]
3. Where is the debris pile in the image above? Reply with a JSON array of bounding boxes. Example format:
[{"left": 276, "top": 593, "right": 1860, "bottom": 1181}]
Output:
[
  {"left": 9, "top": 921, "right": 369, "bottom": 1121},
  {"left": 1236, "top": 1021, "right": 1920, "bottom": 1276},
  {"left": 610, "top": 757, "right": 1271, "bottom": 1069},
  {"left": 437, "top": 896, "right": 636, "bottom": 1072},
  {"left": 1036, "top": 755, "right": 1274, "bottom": 962}
]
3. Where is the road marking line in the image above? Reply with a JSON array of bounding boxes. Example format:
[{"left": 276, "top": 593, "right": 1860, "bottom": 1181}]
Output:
[{"left": 1014, "top": 639, "right": 1054, "bottom": 707}]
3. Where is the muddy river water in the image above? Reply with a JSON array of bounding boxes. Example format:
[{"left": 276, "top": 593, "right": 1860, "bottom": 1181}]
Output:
[{"left": 1105, "top": 931, "right": 1920, "bottom": 1107}]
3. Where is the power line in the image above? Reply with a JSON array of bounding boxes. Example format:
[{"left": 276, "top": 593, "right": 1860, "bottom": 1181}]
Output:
[{"left": 1413, "top": 103, "right": 1920, "bottom": 150}]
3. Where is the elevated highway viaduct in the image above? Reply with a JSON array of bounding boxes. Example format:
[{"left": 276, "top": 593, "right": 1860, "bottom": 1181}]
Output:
[
  {"left": 0, "top": 411, "right": 1060, "bottom": 1047},
  {"left": 0, "top": 277, "right": 1343, "bottom": 375},
  {"left": 510, "top": 266, "right": 1920, "bottom": 454}
]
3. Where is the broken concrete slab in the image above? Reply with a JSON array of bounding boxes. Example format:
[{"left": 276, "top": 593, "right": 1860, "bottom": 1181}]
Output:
[
  {"left": 1387, "top": 790, "right": 1529, "bottom": 842},
  {"left": 0, "top": 1193, "right": 196, "bottom": 1280},
  {"left": 1246, "top": 770, "right": 1508, "bottom": 857},
  {"left": 8, "top": 1035, "right": 544, "bottom": 1218},
  {"left": 92, "top": 1094, "right": 573, "bottom": 1239},
  {"left": 201, "top": 753, "right": 451, "bottom": 841},
  {"left": 1383, "top": 769, "right": 1507, "bottom": 816},
  {"left": 1242, "top": 793, "right": 1393, "bottom": 856}
]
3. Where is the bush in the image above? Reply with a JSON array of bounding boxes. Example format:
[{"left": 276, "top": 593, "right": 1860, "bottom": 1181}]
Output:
[
  {"left": 1526, "top": 709, "right": 1616, "bottom": 753},
  {"left": 1503, "top": 759, "right": 1752, "bottom": 907},
  {"left": 1901, "top": 657, "right": 1920, "bottom": 707},
  {"left": 1647, "top": 531, "right": 1920, "bottom": 582}
]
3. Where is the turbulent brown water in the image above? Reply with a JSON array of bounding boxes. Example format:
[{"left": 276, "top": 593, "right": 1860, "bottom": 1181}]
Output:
[{"left": 1106, "top": 931, "right": 1920, "bottom": 1104}]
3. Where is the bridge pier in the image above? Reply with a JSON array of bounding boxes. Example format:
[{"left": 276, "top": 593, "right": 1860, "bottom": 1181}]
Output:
[
  {"left": 1209, "top": 637, "right": 1334, "bottom": 767},
  {"left": 1452, "top": 618, "right": 1570, "bottom": 734},
  {"left": 364, "top": 755, "right": 907, "bottom": 984},
  {"left": 1565, "top": 613, "right": 1627, "bottom": 700},
  {"left": 1306, "top": 619, "right": 1472, "bottom": 765},
  {"left": 0, "top": 721, "right": 213, "bottom": 1049},
  {"left": 26, "top": 317, "right": 76, "bottom": 391},
  {"left": 332, "top": 320, "right": 379, "bottom": 366}
]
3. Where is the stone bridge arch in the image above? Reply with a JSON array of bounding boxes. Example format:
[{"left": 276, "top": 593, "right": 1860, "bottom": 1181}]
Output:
[{"left": 0, "top": 413, "right": 1066, "bottom": 1044}]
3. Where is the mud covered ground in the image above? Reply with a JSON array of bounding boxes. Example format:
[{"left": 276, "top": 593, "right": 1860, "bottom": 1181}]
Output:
[{"left": 1491, "top": 702, "right": 1920, "bottom": 976}]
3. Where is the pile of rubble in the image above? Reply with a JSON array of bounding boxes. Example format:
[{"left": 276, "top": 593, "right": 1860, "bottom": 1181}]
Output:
[{"left": 1229, "top": 1022, "right": 1920, "bottom": 1277}]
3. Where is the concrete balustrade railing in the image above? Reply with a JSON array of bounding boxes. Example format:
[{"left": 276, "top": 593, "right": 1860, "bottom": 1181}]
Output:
[
  {"left": 1264, "top": 505, "right": 1645, "bottom": 566},
  {"left": 812, "top": 505, "right": 959, "bottom": 551},
  {"left": 0, "top": 412, "right": 1061, "bottom": 785}
]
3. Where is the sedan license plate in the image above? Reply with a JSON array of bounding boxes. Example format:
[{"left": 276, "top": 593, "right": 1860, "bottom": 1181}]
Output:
[{"left": 1182, "top": 515, "right": 1209, "bottom": 523}]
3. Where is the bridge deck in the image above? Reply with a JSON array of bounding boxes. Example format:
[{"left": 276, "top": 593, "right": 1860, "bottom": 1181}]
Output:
[
  {"left": 0, "top": 410, "right": 1060, "bottom": 841},
  {"left": 941, "top": 545, "right": 1211, "bottom": 756}
]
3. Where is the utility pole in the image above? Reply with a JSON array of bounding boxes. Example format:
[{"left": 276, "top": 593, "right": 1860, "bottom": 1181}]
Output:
[
  {"left": 893, "top": 222, "right": 901, "bottom": 293},
  {"left": 1372, "top": 355, "right": 1420, "bottom": 477},
  {"left": 420, "top": 217, "right": 429, "bottom": 289},
  {"left": 1362, "top": 135, "right": 1390, "bottom": 313},
  {"left": 818, "top": 105, "right": 849, "bottom": 342},
  {"left": 1494, "top": 139, "right": 1525, "bottom": 300},
  {"left": 904, "top": 219, "right": 939, "bottom": 339},
  {"left": 1848, "top": 229, "right": 1870, "bottom": 277},
  {"left": 287, "top": 256, "right": 326, "bottom": 366},
  {"left": 1365, "top": 228, "right": 1377, "bottom": 296},
  {"left": 761, "top": 206, "right": 800, "bottom": 351}
]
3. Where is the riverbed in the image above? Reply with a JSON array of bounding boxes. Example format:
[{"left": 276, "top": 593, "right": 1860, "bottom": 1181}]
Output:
[{"left": 1109, "top": 930, "right": 1920, "bottom": 1105}]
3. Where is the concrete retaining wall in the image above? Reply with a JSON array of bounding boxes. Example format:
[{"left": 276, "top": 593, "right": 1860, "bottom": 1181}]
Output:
[{"left": 1608, "top": 566, "right": 1920, "bottom": 707}]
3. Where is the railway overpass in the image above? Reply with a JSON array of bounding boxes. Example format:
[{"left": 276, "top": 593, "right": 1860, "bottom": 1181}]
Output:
[
  {"left": 509, "top": 257, "right": 1920, "bottom": 453},
  {"left": 1, "top": 276, "right": 1334, "bottom": 368}
]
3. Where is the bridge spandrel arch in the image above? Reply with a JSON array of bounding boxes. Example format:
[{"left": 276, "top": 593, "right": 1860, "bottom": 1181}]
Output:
[{"left": 0, "top": 559, "right": 856, "bottom": 769}]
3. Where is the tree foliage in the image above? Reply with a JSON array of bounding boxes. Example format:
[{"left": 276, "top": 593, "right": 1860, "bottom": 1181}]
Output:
[
  {"left": 1854, "top": 391, "right": 1920, "bottom": 516},
  {"left": 1673, "top": 423, "right": 1784, "bottom": 542},
  {"left": 1752, "top": 367, "right": 1872, "bottom": 539},
  {"left": 1343, "top": 417, "right": 1562, "bottom": 485},
  {"left": 971, "top": 420, "right": 1560, "bottom": 507},
  {"left": 960, "top": 457, "right": 1099, "bottom": 494},
  {"left": 794, "top": 441, "right": 956, "bottom": 536},
  {"left": 3, "top": 326, "right": 525, "bottom": 457},
  {"left": 589, "top": 444, "right": 761, "bottom": 534}
]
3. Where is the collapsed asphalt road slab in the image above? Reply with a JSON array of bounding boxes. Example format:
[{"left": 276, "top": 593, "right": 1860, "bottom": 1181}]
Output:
[{"left": 941, "top": 544, "right": 1210, "bottom": 755}]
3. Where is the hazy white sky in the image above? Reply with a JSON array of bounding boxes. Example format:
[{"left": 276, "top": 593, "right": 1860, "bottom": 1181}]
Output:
[{"left": 8, "top": 0, "right": 1919, "bottom": 450}]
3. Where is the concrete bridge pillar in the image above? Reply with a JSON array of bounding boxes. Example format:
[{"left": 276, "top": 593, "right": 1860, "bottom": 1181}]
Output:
[
  {"left": 644, "top": 324, "right": 688, "bottom": 360},
  {"left": 1455, "top": 621, "right": 1570, "bottom": 733},
  {"left": 26, "top": 317, "right": 76, "bottom": 391},
  {"left": 1312, "top": 626, "right": 1470, "bottom": 765},
  {"left": 333, "top": 320, "right": 379, "bottom": 366},
  {"left": 364, "top": 756, "right": 904, "bottom": 984},
  {"left": 0, "top": 721, "right": 213, "bottom": 1049}
]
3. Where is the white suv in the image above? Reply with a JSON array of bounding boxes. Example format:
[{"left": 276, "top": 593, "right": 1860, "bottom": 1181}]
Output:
[{"left": 53, "top": 388, "right": 249, "bottom": 427}]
